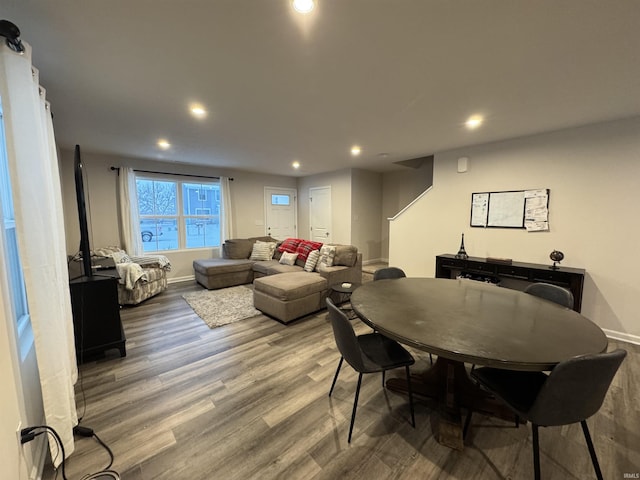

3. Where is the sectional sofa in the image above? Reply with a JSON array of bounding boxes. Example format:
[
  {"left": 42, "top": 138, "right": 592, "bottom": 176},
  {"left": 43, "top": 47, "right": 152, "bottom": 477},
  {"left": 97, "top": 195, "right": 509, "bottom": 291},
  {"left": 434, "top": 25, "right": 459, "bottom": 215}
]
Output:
[{"left": 193, "top": 236, "right": 362, "bottom": 323}]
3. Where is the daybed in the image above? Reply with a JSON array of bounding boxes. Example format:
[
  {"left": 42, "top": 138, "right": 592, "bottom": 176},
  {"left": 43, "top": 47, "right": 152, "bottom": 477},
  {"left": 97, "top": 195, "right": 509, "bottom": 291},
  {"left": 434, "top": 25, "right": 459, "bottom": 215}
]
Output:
[
  {"left": 94, "top": 247, "right": 171, "bottom": 305},
  {"left": 193, "top": 237, "right": 362, "bottom": 323}
]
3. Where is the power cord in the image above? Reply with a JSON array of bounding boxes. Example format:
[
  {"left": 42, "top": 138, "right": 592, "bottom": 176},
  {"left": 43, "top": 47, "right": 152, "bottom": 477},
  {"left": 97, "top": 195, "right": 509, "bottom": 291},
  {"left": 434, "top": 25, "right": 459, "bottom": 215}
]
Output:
[{"left": 20, "top": 424, "right": 120, "bottom": 480}]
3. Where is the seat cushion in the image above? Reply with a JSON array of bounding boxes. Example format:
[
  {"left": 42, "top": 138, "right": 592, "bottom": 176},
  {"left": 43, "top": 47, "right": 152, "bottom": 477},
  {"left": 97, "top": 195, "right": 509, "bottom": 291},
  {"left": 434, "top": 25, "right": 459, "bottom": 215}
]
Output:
[
  {"left": 254, "top": 272, "right": 327, "bottom": 302},
  {"left": 193, "top": 258, "right": 254, "bottom": 275}
]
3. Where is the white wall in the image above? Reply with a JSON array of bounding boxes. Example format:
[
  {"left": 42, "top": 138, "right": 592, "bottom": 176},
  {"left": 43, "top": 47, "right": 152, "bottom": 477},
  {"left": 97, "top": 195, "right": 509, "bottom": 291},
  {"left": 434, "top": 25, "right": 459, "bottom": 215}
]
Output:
[
  {"left": 390, "top": 116, "right": 640, "bottom": 342},
  {"left": 60, "top": 149, "right": 297, "bottom": 280},
  {"left": 351, "top": 169, "right": 383, "bottom": 261}
]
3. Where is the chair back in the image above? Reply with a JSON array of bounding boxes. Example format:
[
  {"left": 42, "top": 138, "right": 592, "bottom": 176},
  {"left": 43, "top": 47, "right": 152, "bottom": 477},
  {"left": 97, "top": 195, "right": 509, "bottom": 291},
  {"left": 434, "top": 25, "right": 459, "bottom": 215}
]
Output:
[
  {"left": 524, "top": 282, "right": 574, "bottom": 309},
  {"left": 528, "top": 348, "right": 626, "bottom": 426},
  {"left": 326, "top": 298, "right": 366, "bottom": 372},
  {"left": 373, "top": 267, "right": 406, "bottom": 281}
]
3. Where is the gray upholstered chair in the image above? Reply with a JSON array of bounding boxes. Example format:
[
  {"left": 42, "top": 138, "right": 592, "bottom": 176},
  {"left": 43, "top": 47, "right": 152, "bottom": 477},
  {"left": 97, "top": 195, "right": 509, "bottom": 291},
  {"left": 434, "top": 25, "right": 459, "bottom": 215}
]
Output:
[
  {"left": 326, "top": 298, "right": 415, "bottom": 443},
  {"left": 524, "top": 282, "right": 574, "bottom": 309},
  {"left": 466, "top": 349, "right": 626, "bottom": 480},
  {"left": 373, "top": 266, "right": 406, "bottom": 281}
]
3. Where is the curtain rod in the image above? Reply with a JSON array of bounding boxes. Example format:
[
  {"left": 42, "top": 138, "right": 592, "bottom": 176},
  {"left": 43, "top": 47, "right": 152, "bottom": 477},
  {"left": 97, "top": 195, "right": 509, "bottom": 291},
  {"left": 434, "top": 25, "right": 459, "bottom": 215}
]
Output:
[{"left": 110, "top": 166, "right": 233, "bottom": 181}]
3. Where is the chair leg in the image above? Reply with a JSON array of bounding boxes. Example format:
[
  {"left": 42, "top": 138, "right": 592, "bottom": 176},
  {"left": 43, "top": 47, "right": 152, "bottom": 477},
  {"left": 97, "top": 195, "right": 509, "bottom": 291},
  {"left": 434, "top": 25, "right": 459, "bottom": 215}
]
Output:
[
  {"left": 382, "top": 369, "right": 385, "bottom": 387},
  {"left": 581, "top": 420, "right": 604, "bottom": 480},
  {"left": 329, "top": 357, "right": 344, "bottom": 397},
  {"left": 429, "top": 353, "right": 433, "bottom": 365},
  {"left": 532, "top": 424, "right": 541, "bottom": 480},
  {"left": 463, "top": 410, "right": 472, "bottom": 439},
  {"left": 405, "top": 366, "right": 415, "bottom": 428},
  {"left": 348, "top": 373, "right": 363, "bottom": 443}
]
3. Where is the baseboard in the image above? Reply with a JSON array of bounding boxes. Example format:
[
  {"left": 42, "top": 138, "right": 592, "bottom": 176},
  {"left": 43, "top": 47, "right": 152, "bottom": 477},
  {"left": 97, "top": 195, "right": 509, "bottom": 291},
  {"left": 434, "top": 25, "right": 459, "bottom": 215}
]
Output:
[
  {"left": 362, "top": 258, "right": 389, "bottom": 266},
  {"left": 602, "top": 328, "right": 640, "bottom": 346},
  {"left": 168, "top": 275, "right": 195, "bottom": 285}
]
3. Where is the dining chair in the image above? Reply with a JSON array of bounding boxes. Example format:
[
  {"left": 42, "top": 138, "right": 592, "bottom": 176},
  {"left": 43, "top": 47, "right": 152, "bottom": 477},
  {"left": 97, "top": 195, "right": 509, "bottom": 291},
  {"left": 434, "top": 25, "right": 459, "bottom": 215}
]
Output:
[
  {"left": 524, "top": 282, "right": 574, "bottom": 309},
  {"left": 373, "top": 266, "right": 406, "bottom": 280},
  {"left": 465, "top": 348, "right": 626, "bottom": 480},
  {"left": 372, "top": 266, "right": 434, "bottom": 365},
  {"left": 469, "top": 282, "right": 575, "bottom": 374},
  {"left": 326, "top": 297, "right": 416, "bottom": 443}
]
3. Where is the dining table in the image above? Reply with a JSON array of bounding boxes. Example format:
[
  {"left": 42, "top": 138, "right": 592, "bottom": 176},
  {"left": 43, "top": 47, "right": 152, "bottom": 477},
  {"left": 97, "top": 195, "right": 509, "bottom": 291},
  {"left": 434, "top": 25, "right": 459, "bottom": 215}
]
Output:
[{"left": 350, "top": 277, "right": 608, "bottom": 450}]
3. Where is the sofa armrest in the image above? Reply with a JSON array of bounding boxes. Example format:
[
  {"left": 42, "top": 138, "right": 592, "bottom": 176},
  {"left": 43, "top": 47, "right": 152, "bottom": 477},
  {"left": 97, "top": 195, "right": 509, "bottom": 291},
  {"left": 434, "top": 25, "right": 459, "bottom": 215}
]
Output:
[{"left": 317, "top": 253, "right": 362, "bottom": 286}]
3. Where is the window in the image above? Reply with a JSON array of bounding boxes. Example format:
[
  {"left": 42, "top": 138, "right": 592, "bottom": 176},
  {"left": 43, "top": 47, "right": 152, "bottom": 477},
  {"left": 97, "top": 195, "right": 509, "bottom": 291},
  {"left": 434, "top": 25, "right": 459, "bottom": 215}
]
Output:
[
  {"left": 271, "top": 194, "right": 290, "bottom": 205},
  {"left": 136, "top": 176, "right": 221, "bottom": 252},
  {"left": 0, "top": 102, "right": 32, "bottom": 358}
]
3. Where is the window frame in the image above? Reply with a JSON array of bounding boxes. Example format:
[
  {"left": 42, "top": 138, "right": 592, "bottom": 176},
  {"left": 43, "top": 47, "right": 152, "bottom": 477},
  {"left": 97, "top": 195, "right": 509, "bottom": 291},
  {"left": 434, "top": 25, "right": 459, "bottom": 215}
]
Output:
[{"left": 135, "top": 173, "right": 221, "bottom": 252}]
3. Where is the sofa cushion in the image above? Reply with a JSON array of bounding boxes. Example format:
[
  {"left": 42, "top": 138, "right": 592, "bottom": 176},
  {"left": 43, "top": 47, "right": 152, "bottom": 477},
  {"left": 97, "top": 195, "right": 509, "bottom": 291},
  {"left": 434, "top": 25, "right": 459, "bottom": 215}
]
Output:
[
  {"left": 332, "top": 244, "right": 359, "bottom": 267},
  {"left": 278, "top": 237, "right": 302, "bottom": 253},
  {"left": 193, "top": 258, "right": 254, "bottom": 275},
  {"left": 222, "top": 239, "right": 254, "bottom": 259},
  {"left": 254, "top": 272, "right": 327, "bottom": 302}
]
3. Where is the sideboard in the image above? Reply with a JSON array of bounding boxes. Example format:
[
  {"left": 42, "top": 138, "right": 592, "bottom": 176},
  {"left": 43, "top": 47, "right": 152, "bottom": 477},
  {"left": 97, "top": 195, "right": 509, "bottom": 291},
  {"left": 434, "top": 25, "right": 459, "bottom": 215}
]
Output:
[{"left": 435, "top": 254, "right": 585, "bottom": 312}]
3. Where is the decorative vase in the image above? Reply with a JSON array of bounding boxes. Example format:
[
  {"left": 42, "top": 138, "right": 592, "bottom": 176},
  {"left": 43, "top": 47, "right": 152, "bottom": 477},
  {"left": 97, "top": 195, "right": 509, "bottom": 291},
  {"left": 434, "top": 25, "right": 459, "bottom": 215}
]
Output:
[{"left": 455, "top": 233, "right": 468, "bottom": 259}]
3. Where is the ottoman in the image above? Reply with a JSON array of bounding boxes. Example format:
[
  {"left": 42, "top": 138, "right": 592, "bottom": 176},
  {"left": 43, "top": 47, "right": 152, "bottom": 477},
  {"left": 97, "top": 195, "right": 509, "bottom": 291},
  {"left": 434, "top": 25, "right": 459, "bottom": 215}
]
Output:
[
  {"left": 253, "top": 272, "right": 328, "bottom": 323},
  {"left": 193, "top": 258, "right": 254, "bottom": 290}
]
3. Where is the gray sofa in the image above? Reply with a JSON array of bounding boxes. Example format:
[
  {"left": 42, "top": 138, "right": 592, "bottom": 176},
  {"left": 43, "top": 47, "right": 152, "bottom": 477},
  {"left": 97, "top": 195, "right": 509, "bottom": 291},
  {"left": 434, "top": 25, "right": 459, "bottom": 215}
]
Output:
[{"left": 193, "top": 237, "right": 362, "bottom": 323}]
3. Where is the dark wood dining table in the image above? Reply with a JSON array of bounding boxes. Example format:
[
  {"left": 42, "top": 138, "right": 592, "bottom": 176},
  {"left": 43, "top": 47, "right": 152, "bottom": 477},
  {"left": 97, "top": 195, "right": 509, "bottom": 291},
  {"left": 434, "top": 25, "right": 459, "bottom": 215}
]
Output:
[{"left": 350, "top": 277, "right": 608, "bottom": 449}]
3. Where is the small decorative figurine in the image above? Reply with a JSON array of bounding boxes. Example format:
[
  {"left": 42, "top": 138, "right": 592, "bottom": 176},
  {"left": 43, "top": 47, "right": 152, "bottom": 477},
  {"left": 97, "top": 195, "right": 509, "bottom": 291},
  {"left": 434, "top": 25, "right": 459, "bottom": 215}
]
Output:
[
  {"left": 549, "top": 250, "right": 564, "bottom": 270},
  {"left": 455, "top": 233, "right": 468, "bottom": 259}
]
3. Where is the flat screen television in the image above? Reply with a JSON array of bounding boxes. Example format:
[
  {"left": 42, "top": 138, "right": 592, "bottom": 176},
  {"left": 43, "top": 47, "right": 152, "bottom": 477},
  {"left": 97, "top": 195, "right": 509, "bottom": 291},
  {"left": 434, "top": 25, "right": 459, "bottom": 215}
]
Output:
[{"left": 74, "top": 144, "right": 93, "bottom": 278}]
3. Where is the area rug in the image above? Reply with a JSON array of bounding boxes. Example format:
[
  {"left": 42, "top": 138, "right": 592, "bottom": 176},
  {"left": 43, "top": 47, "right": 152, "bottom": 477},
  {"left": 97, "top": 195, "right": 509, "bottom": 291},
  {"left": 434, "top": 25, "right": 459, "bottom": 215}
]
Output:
[{"left": 182, "top": 285, "right": 262, "bottom": 329}]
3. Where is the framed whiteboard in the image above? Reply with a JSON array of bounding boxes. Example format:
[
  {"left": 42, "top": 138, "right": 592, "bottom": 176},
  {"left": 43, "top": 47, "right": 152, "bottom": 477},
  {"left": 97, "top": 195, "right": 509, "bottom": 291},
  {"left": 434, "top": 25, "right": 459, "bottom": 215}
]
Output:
[{"left": 470, "top": 189, "right": 548, "bottom": 229}]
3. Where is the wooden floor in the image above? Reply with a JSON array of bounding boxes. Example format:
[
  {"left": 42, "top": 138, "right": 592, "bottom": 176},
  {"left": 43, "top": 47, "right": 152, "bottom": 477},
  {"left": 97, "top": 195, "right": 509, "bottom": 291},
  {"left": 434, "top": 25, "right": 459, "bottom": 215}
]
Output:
[{"left": 44, "top": 281, "right": 640, "bottom": 480}]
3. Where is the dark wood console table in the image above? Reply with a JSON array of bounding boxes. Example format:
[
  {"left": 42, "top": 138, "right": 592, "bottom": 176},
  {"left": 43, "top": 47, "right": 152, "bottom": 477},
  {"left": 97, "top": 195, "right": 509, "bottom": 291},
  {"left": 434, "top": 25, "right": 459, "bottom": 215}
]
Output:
[
  {"left": 69, "top": 259, "right": 126, "bottom": 363},
  {"left": 435, "top": 254, "right": 585, "bottom": 312}
]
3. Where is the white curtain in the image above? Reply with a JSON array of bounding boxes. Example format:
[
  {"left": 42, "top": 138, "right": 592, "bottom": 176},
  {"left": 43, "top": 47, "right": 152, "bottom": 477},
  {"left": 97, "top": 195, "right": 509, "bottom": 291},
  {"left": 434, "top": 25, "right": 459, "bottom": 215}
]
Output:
[
  {"left": 118, "top": 166, "right": 142, "bottom": 255},
  {"left": 220, "top": 176, "right": 234, "bottom": 242},
  {"left": 0, "top": 43, "right": 77, "bottom": 464}
]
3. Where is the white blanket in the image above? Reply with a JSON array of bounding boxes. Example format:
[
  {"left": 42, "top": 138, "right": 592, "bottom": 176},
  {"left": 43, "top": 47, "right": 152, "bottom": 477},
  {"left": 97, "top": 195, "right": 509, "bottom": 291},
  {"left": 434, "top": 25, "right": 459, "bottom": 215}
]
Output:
[{"left": 115, "top": 262, "right": 147, "bottom": 290}]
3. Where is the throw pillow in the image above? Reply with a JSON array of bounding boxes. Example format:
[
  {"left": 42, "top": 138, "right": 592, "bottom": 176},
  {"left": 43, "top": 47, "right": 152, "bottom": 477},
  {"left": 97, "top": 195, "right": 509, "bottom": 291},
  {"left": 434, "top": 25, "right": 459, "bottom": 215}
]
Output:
[
  {"left": 278, "top": 237, "right": 302, "bottom": 253},
  {"left": 279, "top": 251, "right": 298, "bottom": 266},
  {"left": 304, "top": 249, "right": 321, "bottom": 272},
  {"left": 111, "top": 250, "right": 132, "bottom": 264},
  {"left": 249, "top": 241, "right": 274, "bottom": 261},
  {"left": 318, "top": 245, "right": 336, "bottom": 268},
  {"left": 295, "top": 240, "right": 323, "bottom": 262}
]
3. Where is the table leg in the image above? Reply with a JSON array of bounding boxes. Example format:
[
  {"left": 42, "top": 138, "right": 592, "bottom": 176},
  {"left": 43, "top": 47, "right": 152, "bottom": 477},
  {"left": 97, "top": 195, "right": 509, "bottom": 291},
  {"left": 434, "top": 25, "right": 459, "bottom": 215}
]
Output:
[{"left": 386, "top": 357, "right": 514, "bottom": 450}]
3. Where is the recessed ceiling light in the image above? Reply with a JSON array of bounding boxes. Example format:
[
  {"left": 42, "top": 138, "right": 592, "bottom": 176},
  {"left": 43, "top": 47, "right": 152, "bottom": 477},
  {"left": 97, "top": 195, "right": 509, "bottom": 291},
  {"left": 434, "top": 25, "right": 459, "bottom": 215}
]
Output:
[
  {"left": 351, "top": 145, "right": 362, "bottom": 156},
  {"left": 465, "top": 115, "right": 484, "bottom": 130},
  {"left": 157, "top": 139, "right": 171, "bottom": 150},
  {"left": 292, "top": 161, "right": 301, "bottom": 169},
  {"left": 190, "top": 103, "right": 207, "bottom": 119},
  {"left": 292, "top": 0, "right": 315, "bottom": 14}
]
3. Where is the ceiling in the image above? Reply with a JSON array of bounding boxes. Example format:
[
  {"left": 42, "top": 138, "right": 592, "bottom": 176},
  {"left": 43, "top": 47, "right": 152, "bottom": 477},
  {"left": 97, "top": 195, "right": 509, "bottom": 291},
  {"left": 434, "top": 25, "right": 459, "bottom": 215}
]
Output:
[{"left": 3, "top": 1, "right": 639, "bottom": 176}]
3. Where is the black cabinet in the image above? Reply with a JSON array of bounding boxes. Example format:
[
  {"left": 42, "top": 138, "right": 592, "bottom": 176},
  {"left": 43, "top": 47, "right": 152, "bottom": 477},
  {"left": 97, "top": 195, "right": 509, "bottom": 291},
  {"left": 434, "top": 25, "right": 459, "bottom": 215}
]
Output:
[
  {"left": 69, "top": 272, "right": 126, "bottom": 363},
  {"left": 435, "top": 254, "right": 585, "bottom": 312}
]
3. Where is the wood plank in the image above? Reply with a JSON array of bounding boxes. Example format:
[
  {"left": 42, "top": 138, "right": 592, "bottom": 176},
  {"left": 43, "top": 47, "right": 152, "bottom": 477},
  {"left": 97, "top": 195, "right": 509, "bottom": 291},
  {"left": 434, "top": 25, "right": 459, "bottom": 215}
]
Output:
[{"left": 42, "top": 281, "right": 640, "bottom": 480}]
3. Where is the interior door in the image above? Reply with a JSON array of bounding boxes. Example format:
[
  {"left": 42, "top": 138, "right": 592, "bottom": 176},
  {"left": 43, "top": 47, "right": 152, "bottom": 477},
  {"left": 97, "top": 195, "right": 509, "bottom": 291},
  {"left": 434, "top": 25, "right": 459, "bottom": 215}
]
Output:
[
  {"left": 264, "top": 187, "right": 297, "bottom": 240},
  {"left": 309, "top": 186, "right": 331, "bottom": 243}
]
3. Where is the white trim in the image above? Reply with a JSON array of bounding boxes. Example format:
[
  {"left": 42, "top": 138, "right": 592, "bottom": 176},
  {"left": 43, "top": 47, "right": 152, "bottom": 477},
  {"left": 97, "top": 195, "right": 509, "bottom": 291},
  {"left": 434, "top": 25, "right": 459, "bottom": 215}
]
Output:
[
  {"left": 167, "top": 275, "right": 195, "bottom": 285},
  {"left": 602, "top": 328, "right": 640, "bottom": 346},
  {"left": 388, "top": 186, "right": 433, "bottom": 221}
]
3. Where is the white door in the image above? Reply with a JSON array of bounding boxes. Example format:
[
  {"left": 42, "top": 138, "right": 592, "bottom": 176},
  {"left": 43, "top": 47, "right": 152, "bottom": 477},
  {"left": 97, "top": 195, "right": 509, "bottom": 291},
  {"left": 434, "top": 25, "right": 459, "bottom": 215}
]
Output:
[
  {"left": 264, "top": 187, "right": 297, "bottom": 240},
  {"left": 309, "top": 186, "right": 332, "bottom": 243}
]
